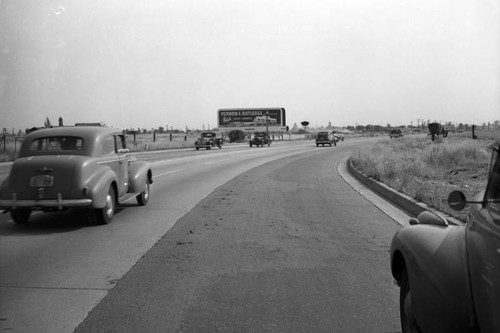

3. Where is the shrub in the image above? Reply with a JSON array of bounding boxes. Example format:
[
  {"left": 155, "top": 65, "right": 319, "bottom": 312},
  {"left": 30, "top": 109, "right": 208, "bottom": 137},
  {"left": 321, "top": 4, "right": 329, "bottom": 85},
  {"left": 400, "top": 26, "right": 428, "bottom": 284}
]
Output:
[
  {"left": 228, "top": 129, "right": 246, "bottom": 143},
  {"left": 350, "top": 135, "right": 491, "bottom": 221}
]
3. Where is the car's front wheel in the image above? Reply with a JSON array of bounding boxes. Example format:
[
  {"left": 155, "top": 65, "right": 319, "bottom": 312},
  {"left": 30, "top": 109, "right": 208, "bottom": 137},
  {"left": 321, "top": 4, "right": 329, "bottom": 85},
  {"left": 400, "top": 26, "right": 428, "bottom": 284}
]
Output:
[
  {"left": 11, "top": 209, "right": 31, "bottom": 224},
  {"left": 400, "top": 267, "right": 422, "bottom": 333},
  {"left": 137, "top": 181, "right": 150, "bottom": 206},
  {"left": 95, "top": 186, "right": 115, "bottom": 224}
]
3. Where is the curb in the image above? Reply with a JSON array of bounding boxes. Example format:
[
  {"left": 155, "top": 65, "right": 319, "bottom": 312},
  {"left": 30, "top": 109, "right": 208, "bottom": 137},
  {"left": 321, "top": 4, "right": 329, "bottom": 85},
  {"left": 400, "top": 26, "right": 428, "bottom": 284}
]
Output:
[{"left": 348, "top": 158, "right": 464, "bottom": 226}]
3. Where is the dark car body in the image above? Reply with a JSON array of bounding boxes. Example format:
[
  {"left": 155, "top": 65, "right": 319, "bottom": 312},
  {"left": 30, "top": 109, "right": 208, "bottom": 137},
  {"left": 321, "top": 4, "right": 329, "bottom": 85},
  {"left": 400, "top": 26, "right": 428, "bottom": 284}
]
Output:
[
  {"left": 315, "top": 132, "right": 336, "bottom": 147},
  {"left": 195, "top": 132, "right": 223, "bottom": 150},
  {"left": 0, "top": 126, "right": 153, "bottom": 224},
  {"left": 390, "top": 142, "right": 500, "bottom": 332},
  {"left": 249, "top": 132, "right": 271, "bottom": 147},
  {"left": 389, "top": 129, "right": 403, "bottom": 139}
]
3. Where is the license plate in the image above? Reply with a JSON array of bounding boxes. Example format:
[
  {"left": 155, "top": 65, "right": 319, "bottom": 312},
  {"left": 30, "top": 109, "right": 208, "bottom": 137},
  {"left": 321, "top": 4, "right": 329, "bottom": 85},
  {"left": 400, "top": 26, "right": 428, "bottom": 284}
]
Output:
[{"left": 30, "top": 175, "right": 54, "bottom": 187}]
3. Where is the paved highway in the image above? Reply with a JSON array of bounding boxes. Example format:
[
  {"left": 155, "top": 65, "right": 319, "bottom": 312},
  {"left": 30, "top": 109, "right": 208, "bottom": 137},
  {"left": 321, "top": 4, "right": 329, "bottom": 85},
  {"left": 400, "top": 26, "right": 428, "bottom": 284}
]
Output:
[{"left": 0, "top": 138, "right": 403, "bottom": 332}]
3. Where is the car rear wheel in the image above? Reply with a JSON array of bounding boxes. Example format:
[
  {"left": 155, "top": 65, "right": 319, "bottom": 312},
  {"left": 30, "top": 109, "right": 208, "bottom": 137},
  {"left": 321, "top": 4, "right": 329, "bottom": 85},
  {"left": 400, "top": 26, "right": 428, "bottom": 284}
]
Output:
[
  {"left": 11, "top": 209, "right": 31, "bottom": 224},
  {"left": 95, "top": 186, "right": 115, "bottom": 224},
  {"left": 137, "top": 181, "right": 150, "bottom": 206},
  {"left": 400, "top": 267, "right": 422, "bottom": 333}
]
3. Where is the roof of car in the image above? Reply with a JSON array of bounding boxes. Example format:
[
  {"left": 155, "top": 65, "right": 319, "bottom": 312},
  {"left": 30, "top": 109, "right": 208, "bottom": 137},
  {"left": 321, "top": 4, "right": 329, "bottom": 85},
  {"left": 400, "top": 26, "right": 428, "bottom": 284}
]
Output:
[
  {"left": 18, "top": 126, "right": 122, "bottom": 158},
  {"left": 25, "top": 126, "right": 120, "bottom": 140}
]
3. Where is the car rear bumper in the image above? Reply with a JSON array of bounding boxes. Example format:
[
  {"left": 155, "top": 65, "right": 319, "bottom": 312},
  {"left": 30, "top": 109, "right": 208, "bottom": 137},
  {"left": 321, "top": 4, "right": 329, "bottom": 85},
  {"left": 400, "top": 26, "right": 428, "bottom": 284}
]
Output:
[{"left": 0, "top": 198, "right": 92, "bottom": 210}]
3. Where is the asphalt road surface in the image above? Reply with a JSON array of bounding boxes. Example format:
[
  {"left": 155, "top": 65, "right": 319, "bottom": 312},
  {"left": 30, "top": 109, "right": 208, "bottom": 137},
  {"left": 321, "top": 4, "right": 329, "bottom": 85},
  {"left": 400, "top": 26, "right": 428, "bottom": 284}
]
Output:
[{"left": 1, "top": 138, "right": 403, "bottom": 332}]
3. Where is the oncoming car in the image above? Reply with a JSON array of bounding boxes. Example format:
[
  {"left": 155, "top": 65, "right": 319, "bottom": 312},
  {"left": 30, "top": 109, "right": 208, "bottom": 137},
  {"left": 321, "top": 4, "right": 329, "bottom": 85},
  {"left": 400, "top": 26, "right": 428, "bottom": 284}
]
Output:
[
  {"left": 0, "top": 126, "right": 153, "bottom": 225},
  {"left": 390, "top": 141, "right": 500, "bottom": 332},
  {"left": 315, "top": 132, "right": 336, "bottom": 147},
  {"left": 332, "top": 130, "right": 344, "bottom": 142},
  {"left": 195, "top": 131, "right": 223, "bottom": 150},
  {"left": 249, "top": 132, "right": 271, "bottom": 147}
]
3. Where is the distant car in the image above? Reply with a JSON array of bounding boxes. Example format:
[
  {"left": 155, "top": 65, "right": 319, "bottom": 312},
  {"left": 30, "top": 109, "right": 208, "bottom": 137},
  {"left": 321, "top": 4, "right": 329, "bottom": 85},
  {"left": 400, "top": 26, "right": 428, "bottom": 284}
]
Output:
[
  {"left": 249, "top": 132, "right": 271, "bottom": 147},
  {"left": 332, "top": 130, "right": 345, "bottom": 142},
  {"left": 389, "top": 129, "right": 403, "bottom": 139},
  {"left": 315, "top": 132, "right": 336, "bottom": 147},
  {"left": 0, "top": 126, "right": 153, "bottom": 225},
  {"left": 390, "top": 141, "right": 500, "bottom": 332},
  {"left": 195, "top": 132, "right": 223, "bottom": 150}
]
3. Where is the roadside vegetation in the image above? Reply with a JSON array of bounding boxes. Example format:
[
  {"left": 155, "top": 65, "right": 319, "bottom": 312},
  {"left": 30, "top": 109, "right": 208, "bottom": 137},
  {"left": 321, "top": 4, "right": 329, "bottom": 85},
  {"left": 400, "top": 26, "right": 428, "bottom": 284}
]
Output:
[
  {"left": 351, "top": 130, "right": 499, "bottom": 221},
  {"left": 0, "top": 131, "right": 309, "bottom": 162}
]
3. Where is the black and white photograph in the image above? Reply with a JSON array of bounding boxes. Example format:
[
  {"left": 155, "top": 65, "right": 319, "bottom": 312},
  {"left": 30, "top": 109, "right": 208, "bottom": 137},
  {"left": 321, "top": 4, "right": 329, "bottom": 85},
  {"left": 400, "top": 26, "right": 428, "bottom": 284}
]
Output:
[{"left": 1, "top": 1, "right": 499, "bottom": 332}]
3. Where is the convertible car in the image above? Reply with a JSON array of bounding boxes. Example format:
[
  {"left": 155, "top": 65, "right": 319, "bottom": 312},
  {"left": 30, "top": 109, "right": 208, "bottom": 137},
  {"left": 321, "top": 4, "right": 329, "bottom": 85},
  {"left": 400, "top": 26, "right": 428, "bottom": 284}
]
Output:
[
  {"left": 0, "top": 126, "right": 153, "bottom": 224},
  {"left": 390, "top": 141, "right": 500, "bottom": 332}
]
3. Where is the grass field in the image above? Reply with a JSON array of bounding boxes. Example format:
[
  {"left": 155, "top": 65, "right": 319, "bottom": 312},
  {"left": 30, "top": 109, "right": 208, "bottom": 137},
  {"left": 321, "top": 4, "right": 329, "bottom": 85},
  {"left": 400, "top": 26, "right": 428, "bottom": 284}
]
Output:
[{"left": 350, "top": 130, "right": 499, "bottom": 221}]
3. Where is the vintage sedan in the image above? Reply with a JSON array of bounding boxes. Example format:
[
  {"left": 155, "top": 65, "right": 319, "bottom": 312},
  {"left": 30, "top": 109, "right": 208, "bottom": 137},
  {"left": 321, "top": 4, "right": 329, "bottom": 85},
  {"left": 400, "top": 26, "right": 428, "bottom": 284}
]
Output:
[
  {"left": 0, "top": 126, "right": 153, "bottom": 225},
  {"left": 390, "top": 141, "right": 500, "bottom": 332},
  {"left": 315, "top": 131, "right": 336, "bottom": 147},
  {"left": 249, "top": 132, "right": 271, "bottom": 147}
]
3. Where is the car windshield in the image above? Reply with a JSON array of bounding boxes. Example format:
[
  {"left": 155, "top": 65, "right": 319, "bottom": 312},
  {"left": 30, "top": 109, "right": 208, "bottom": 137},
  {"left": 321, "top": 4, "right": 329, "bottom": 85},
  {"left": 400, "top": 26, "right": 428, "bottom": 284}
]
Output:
[
  {"left": 28, "top": 136, "right": 84, "bottom": 152},
  {"left": 201, "top": 133, "right": 213, "bottom": 138}
]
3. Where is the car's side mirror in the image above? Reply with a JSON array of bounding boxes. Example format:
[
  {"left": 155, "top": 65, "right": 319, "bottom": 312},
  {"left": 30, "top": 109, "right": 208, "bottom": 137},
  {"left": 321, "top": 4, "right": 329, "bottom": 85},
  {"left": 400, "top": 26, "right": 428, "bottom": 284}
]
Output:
[{"left": 448, "top": 190, "right": 467, "bottom": 211}]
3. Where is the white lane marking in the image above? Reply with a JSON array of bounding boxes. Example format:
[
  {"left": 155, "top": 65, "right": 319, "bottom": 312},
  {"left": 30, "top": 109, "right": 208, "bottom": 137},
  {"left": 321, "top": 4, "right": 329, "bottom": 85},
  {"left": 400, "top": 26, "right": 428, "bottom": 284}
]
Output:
[{"left": 153, "top": 169, "right": 183, "bottom": 179}]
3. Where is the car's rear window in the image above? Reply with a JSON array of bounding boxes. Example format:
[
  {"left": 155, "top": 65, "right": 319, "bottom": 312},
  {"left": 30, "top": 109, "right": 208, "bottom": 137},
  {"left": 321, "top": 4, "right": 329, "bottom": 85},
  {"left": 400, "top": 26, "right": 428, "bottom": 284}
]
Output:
[{"left": 28, "top": 136, "right": 84, "bottom": 152}]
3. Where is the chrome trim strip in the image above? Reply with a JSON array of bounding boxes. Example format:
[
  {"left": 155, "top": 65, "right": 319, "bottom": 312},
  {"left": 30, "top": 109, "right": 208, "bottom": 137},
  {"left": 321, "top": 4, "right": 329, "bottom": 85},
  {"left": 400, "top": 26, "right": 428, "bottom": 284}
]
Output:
[{"left": 0, "top": 199, "right": 92, "bottom": 209}]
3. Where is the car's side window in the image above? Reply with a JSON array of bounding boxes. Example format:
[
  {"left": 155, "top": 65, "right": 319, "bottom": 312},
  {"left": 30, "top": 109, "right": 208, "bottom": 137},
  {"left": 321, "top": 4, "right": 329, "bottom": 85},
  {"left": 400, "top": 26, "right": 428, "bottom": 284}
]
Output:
[{"left": 101, "top": 136, "right": 116, "bottom": 155}]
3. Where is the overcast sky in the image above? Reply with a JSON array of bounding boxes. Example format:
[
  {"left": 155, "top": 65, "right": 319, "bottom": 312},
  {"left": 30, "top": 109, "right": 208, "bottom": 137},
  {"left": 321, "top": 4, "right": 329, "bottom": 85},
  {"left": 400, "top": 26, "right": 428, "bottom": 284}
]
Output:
[{"left": 1, "top": 0, "right": 499, "bottom": 131}]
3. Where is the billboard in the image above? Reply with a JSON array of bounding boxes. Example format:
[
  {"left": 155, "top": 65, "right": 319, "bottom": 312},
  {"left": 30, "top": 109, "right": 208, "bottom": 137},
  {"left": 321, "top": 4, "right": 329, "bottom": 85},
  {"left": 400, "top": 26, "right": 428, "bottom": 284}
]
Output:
[{"left": 217, "top": 108, "right": 286, "bottom": 132}]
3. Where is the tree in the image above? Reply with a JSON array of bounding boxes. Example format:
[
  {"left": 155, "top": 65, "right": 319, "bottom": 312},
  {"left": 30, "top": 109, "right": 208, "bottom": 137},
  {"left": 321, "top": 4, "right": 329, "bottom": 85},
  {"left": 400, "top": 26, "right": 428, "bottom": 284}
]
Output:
[{"left": 228, "top": 129, "right": 246, "bottom": 143}]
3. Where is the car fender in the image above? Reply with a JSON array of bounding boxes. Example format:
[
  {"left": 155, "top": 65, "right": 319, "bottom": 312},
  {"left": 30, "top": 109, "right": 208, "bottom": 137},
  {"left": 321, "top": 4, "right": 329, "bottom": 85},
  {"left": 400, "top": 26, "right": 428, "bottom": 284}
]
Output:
[
  {"left": 85, "top": 167, "right": 117, "bottom": 209},
  {"left": 391, "top": 224, "right": 477, "bottom": 332},
  {"left": 128, "top": 161, "right": 152, "bottom": 193}
]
